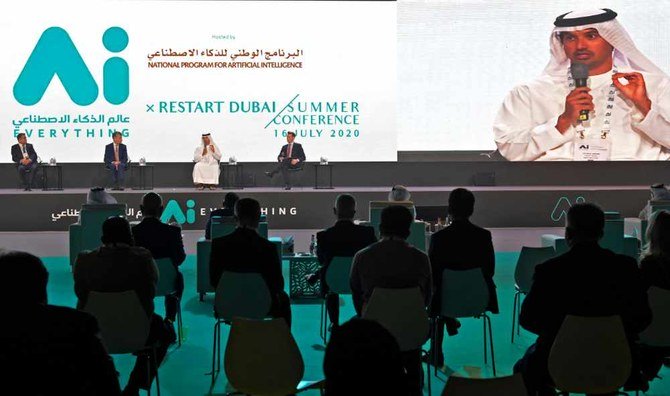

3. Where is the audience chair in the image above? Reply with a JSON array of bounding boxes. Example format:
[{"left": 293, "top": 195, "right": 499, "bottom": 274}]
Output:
[
  {"left": 438, "top": 268, "right": 496, "bottom": 376},
  {"left": 441, "top": 373, "right": 527, "bottom": 396},
  {"left": 511, "top": 246, "right": 555, "bottom": 343},
  {"left": 639, "top": 286, "right": 670, "bottom": 347},
  {"left": 83, "top": 290, "right": 161, "bottom": 396},
  {"left": 363, "top": 287, "right": 432, "bottom": 396},
  {"left": 210, "top": 272, "right": 273, "bottom": 386},
  {"left": 154, "top": 257, "right": 183, "bottom": 347},
  {"left": 548, "top": 315, "right": 631, "bottom": 395},
  {"left": 320, "top": 256, "right": 354, "bottom": 342},
  {"left": 224, "top": 318, "right": 324, "bottom": 395},
  {"left": 69, "top": 203, "right": 127, "bottom": 266}
]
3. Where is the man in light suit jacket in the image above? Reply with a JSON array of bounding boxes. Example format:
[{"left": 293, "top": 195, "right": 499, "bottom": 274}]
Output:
[
  {"left": 10, "top": 133, "right": 38, "bottom": 191},
  {"left": 265, "top": 131, "right": 306, "bottom": 190},
  {"left": 103, "top": 131, "right": 128, "bottom": 190}
]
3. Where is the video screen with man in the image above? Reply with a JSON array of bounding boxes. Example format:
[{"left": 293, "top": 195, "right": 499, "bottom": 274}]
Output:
[{"left": 398, "top": 0, "right": 670, "bottom": 161}]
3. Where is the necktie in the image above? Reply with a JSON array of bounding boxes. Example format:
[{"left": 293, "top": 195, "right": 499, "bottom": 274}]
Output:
[
  {"left": 287, "top": 143, "right": 292, "bottom": 158},
  {"left": 114, "top": 145, "right": 119, "bottom": 162},
  {"left": 22, "top": 145, "right": 26, "bottom": 154}
]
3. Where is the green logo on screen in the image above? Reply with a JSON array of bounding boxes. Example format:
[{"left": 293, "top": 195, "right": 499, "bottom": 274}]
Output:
[
  {"left": 161, "top": 199, "right": 197, "bottom": 225},
  {"left": 14, "top": 26, "right": 129, "bottom": 106}
]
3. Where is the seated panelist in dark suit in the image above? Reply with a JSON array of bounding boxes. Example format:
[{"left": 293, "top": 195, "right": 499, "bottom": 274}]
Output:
[
  {"left": 265, "top": 131, "right": 306, "bottom": 190},
  {"left": 11, "top": 133, "right": 38, "bottom": 191},
  {"left": 307, "top": 194, "right": 377, "bottom": 328},
  {"left": 515, "top": 203, "right": 652, "bottom": 395},
  {"left": 0, "top": 251, "right": 121, "bottom": 396},
  {"left": 104, "top": 131, "right": 128, "bottom": 190},
  {"left": 427, "top": 188, "right": 498, "bottom": 367},
  {"left": 132, "top": 192, "right": 186, "bottom": 331},
  {"left": 205, "top": 192, "right": 239, "bottom": 240},
  {"left": 209, "top": 198, "right": 292, "bottom": 327}
]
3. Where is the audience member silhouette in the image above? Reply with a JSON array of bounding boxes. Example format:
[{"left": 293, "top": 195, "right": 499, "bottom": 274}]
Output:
[
  {"left": 514, "top": 203, "right": 652, "bottom": 395},
  {"left": 323, "top": 318, "right": 408, "bottom": 396},
  {"left": 205, "top": 192, "right": 239, "bottom": 240},
  {"left": 306, "top": 194, "right": 377, "bottom": 329},
  {"left": 350, "top": 205, "right": 432, "bottom": 396},
  {"left": 639, "top": 183, "right": 670, "bottom": 220},
  {"left": 74, "top": 216, "right": 172, "bottom": 396},
  {"left": 86, "top": 186, "right": 118, "bottom": 204},
  {"left": 132, "top": 192, "right": 186, "bottom": 342},
  {"left": 426, "top": 188, "right": 498, "bottom": 366},
  {"left": 639, "top": 210, "right": 670, "bottom": 381},
  {"left": 0, "top": 250, "right": 121, "bottom": 395},
  {"left": 388, "top": 185, "right": 416, "bottom": 218},
  {"left": 209, "top": 198, "right": 292, "bottom": 327}
]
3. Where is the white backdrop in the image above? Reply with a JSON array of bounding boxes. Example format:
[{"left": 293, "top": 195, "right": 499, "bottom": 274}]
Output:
[
  {"left": 397, "top": 0, "right": 670, "bottom": 151},
  {"left": 0, "top": 0, "right": 396, "bottom": 162}
]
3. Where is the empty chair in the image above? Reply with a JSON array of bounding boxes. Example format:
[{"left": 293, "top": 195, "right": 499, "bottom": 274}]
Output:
[
  {"left": 224, "top": 318, "right": 323, "bottom": 395},
  {"left": 363, "top": 287, "right": 432, "bottom": 395},
  {"left": 320, "top": 256, "right": 354, "bottom": 341},
  {"left": 210, "top": 271, "right": 272, "bottom": 385},
  {"left": 441, "top": 374, "right": 527, "bottom": 396},
  {"left": 154, "top": 257, "right": 183, "bottom": 347},
  {"left": 83, "top": 290, "right": 161, "bottom": 395},
  {"left": 548, "top": 315, "right": 631, "bottom": 395},
  {"left": 511, "top": 246, "right": 555, "bottom": 343},
  {"left": 438, "top": 268, "right": 496, "bottom": 376}
]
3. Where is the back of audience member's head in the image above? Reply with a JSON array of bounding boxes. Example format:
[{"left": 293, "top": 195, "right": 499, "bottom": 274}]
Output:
[
  {"left": 86, "top": 187, "right": 117, "bottom": 204},
  {"left": 334, "top": 194, "right": 356, "bottom": 220},
  {"left": 324, "top": 319, "right": 407, "bottom": 396},
  {"left": 642, "top": 210, "right": 670, "bottom": 259},
  {"left": 140, "top": 192, "right": 163, "bottom": 217},
  {"left": 223, "top": 192, "right": 240, "bottom": 209},
  {"left": 235, "top": 198, "right": 261, "bottom": 229},
  {"left": 565, "top": 203, "right": 605, "bottom": 246},
  {"left": 101, "top": 216, "right": 134, "bottom": 246},
  {"left": 448, "top": 188, "right": 475, "bottom": 219},
  {"left": 388, "top": 185, "right": 411, "bottom": 202},
  {"left": 379, "top": 205, "right": 413, "bottom": 239},
  {"left": 0, "top": 251, "right": 48, "bottom": 305}
]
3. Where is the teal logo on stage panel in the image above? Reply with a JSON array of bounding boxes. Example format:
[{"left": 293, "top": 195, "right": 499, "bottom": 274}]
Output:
[
  {"left": 161, "top": 199, "right": 197, "bottom": 225},
  {"left": 14, "top": 27, "right": 129, "bottom": 106},
  {"left": 551, "top": 196, "right": 586, "bottom": 222}
]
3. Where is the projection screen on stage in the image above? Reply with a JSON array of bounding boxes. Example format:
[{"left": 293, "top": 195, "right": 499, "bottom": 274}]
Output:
[
  {"left": 398, "top": 0, "right": 670, "bottom": 161},
  {"left": 1, "top": 0, "right": 396, "bottom": 163}
]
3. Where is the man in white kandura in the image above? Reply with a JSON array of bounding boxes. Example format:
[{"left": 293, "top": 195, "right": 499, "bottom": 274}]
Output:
[
  {"left": 193, "top": 133, "right": 222, "bottom": 190},
  {"left": 493, "top": 8, "right": 670, "bottom": 161}
]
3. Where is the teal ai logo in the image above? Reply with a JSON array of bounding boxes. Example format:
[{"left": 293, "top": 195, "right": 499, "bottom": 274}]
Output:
[
  {"left": 551, "top": 196, "right": 586, "bottom": 222},
  {"left": 161, "top": 199, "right": 197, "bottom": 225},
  {"left": 14, "top": 26, "right": 129, "bottom": 106}
]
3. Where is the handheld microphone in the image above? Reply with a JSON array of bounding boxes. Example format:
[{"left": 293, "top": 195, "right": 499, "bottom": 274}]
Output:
[{"left": 570, "top": 62, "right": 590, "bottom": 121}]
